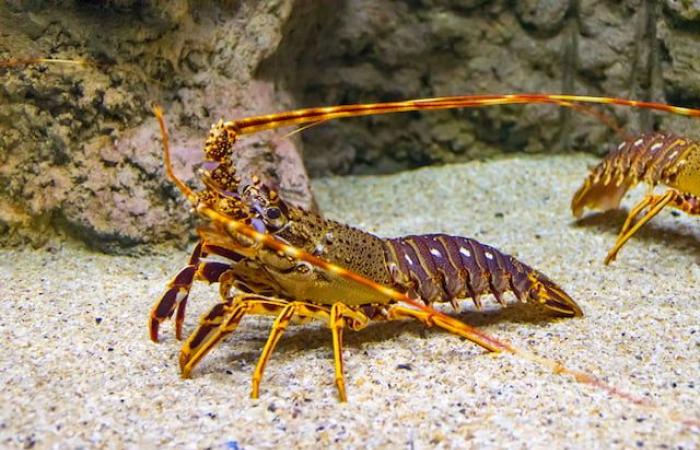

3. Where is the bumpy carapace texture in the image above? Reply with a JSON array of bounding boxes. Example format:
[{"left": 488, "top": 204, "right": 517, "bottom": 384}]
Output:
[{"left": 572, "top": 132, "right": 700, "bottom": 263}]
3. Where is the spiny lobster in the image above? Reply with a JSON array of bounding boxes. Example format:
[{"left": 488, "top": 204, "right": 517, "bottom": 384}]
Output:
[
  {"left": 148, "top": 94, "right": 700, "bottom": 401},
  {"left": 572, "top": 132, "right": 700, "bottom": 264}
]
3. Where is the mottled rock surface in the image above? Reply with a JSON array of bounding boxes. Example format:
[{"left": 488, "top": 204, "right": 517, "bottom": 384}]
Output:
[
  {"left": 265, "top": 0, "right": 700, "bottom": 175},
  {"left": 0, "top": 0, "right": 317, "bottom": 251},
  {"left": 1, "top": 0, "right": 699, "bottom": 250}
]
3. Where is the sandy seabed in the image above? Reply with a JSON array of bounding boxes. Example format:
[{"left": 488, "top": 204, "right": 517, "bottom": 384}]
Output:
[{"left": 1, "top": 154, "right": 699, "bottom": 449}]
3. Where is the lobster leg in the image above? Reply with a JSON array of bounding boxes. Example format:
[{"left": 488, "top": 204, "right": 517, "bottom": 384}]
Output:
[
  {"left": 386, "top": 304, "right": 503, "bottom": 353},
  {"left": 250, "top": 302, "right": 369, "bottom": 401},
  {"left": 179, "top": 294, "right": 292, "bottom": 377},
  {"left": 616, "top": 194, "right": 657, "bottom": 239},
  {"left": 150, "top": 242, "right": 208, "bottom": 342},
  {"left": 605, "top": 190, "right": 675, "bottom": 264},
  {"left": 250, "top": 302, "right": 330, "bottom": 398},
  {"left": 150, "top": 240, "right": 257, "bottom": 341},
  {"left": 329, "top": 303, "right": 370, "bottom": 402},
  {"left": 605, "top": 189, "right": 700, "bottom": 264}
]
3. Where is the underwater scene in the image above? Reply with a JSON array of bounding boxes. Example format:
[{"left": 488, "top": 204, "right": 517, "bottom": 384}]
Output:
[{"left": 1, "top": 1, "right": 699, "bottom": 449}]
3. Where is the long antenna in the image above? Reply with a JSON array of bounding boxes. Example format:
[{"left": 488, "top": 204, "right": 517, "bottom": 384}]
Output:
[{"left": 226, "top": 93, "right": 700, "bottom": 136}]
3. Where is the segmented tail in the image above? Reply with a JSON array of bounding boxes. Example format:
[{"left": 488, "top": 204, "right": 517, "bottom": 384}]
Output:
[
  {"left": 571, "top": 133, "right": 693, "bottom": 217},
  {"left": 384, "top": 234, "right": 582, "bottom": 316}
]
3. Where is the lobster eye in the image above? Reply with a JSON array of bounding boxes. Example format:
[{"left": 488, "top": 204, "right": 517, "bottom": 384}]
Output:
[{"left": 266, "top": 207, "right": 281, "bottom": 220}]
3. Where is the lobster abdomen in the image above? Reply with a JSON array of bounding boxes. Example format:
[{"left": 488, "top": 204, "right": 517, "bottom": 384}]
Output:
[
  {"left": 384, "top": 234, "right": 581, "bottom": 316},
  {"left": 571, "top": 133, "right": 694, "bottom": 217}
]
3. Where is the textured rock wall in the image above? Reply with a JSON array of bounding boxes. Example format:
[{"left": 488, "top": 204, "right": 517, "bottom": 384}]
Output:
[
  {"left": 0, "top": 0, "right": 318, "bottom": 251},
  {"left": 262, "top": 0, "right": 700, "bottom": 175},
  {"left": 1, "top": 1, "right": 699, "bottom": 250}
]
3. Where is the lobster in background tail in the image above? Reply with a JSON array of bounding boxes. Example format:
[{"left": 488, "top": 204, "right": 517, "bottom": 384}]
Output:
[{"left": 571, "top": 133, "right": 700, "bottom": 264}]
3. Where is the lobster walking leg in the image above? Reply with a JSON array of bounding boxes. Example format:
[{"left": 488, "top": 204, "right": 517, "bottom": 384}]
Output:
[
  {"left": 150, "top": 242, "right": 207, "bottom": 341},
  {"left": 605, "top": 190, "right": 676, "bottom": 264},
  {"left": 150, "top": 239, "right": 255, "bottom": 341},
  {"left": 329, "top": 303, "right": 370, "bottom": 402},
  {"left": 175, "top": 256, "right": 240, "bottom": 340},
  {"left": 250, "top": 302, "right": 370, "bottom": 401},
  {"left": 180, "top": 295, "right": 294, "bottom": 377},
  {"left": 605, "top": 190, "right": 700, "bottom": 263},
  {"left": 250, "top": 301, "right": 332, "bottom": 398}
]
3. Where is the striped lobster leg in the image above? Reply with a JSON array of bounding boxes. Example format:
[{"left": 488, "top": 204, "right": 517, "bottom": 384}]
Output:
[{"left": 149, "top": 241, "right": 247, "bottom": 341}]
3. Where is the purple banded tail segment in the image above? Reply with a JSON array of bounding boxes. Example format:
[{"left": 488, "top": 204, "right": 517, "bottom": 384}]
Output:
[{"left": 383, "top": 234, "right": 582, "bottom": 316}]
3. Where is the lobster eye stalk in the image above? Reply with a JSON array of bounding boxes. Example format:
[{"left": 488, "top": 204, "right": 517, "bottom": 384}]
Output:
[{"left": 152, "top": 104, "right": 197, "bottom": 205}]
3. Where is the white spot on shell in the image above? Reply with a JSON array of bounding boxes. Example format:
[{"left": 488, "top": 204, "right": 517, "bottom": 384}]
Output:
[
  {"left": 387, "top": 262, "right": 399, "bottom": 275},
  {"left": 404, "top": 254, "right": 413, "bottom": 265},
  {"left": 429, "top": 248, "right": 442, "bottom": 258},
  {"left": 459, "top": 247, "right": 471, "bottom": 257},
  {"left": 634, "top": 138, "right": 644, "bottom": 147},
  {"left": 650, "top": 142, "right": 663, "bottom": 152},
  {"left": 668, "top": 150, "right": 679, "bottom": 160},
  {"left": 485, "top": 251, "right": 494, "bottom": 260},
  {"left": 617, "top": 142, "right": 625, "bottom": 150}
]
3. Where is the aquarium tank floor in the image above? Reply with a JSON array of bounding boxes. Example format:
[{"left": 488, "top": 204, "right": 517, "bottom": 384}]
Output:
[{"left": 1, "top": 154, "right": 698, "bottom": 449}]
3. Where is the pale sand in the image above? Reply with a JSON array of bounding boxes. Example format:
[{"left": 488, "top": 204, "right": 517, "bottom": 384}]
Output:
[{"left": 1, "top": 154, "right": 699, "bottom": 449}]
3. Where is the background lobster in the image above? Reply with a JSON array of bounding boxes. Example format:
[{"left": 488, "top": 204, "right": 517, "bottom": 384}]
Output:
[{"left": 572, "top": 132, "right": 700, "bottom": 264}]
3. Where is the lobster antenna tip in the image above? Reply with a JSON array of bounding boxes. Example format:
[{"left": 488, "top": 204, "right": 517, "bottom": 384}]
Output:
[{"left": 36, "top": 57, "right": 91, "bottom": 66}]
